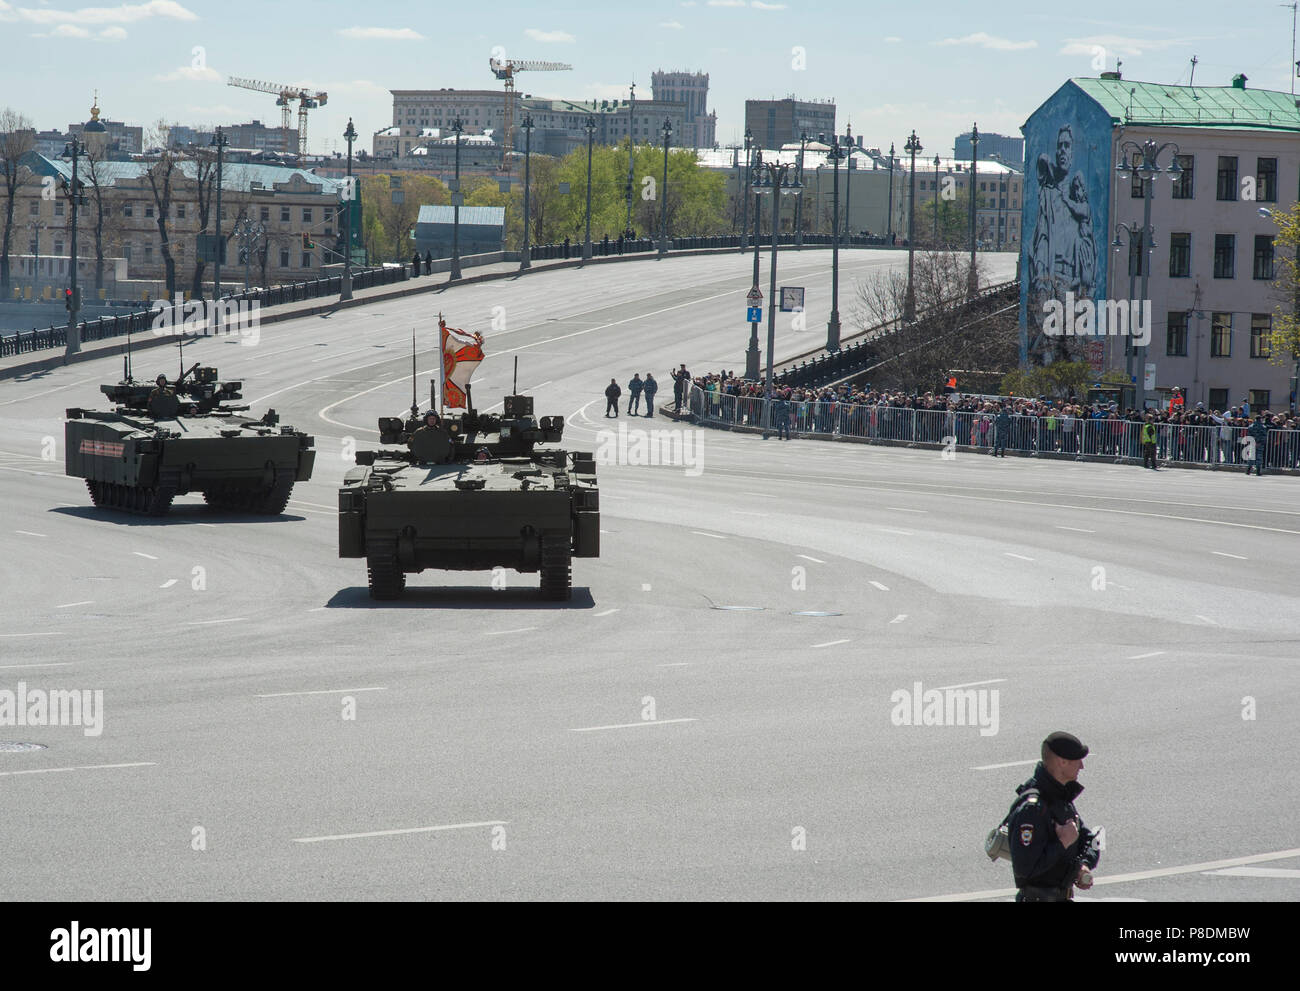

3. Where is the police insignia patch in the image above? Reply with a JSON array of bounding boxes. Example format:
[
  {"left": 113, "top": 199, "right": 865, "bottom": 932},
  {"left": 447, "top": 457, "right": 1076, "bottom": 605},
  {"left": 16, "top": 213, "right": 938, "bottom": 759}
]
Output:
[{"left": 1020, "top": 825, "right": 1034, "bottom": 846}]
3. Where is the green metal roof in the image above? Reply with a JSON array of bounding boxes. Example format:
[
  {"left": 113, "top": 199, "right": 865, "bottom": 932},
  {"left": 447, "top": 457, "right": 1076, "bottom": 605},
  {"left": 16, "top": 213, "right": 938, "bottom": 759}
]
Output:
[{"left": 1071, "top": 77, "right": 1300, "bottom": 131}]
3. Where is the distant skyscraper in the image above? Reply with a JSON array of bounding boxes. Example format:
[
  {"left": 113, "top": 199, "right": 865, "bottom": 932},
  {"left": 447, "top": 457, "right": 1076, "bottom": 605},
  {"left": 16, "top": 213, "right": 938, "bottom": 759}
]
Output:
[
  {"left": 955, "top": 131, "right": 1023, "bottom": 166},
  {"left": 652, "top": 70, "right": 717, "bottom": 148},
  {"left": 745, "top": 98, "right": 836, "bottom": 149}
]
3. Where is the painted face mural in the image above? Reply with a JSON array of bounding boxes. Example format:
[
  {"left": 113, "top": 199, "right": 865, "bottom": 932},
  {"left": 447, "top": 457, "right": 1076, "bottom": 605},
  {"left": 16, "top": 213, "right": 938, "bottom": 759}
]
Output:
[{"left": 1031, "top": 123, "right": 1097, "bottom": 313}]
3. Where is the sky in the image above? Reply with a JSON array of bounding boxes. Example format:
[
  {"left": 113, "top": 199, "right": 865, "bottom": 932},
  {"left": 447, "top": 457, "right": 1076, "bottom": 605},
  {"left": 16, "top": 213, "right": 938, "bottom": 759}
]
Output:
[{"left": 2, "top": 0, "right": 1298, "bottom": 158}]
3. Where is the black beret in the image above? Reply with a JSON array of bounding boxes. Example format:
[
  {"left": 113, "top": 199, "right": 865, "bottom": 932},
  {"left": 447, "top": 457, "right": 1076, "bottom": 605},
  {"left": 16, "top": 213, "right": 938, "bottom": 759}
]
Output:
[{"left": 1044, "top": 731, "right": 1089, "bottom": 760}]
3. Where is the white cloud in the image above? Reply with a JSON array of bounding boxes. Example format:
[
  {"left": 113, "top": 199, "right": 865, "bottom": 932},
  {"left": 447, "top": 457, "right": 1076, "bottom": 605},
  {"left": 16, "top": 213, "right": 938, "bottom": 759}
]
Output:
[
  {"left": 336, "top": 26, "right": 424, "bottom": 41},
  {"left": 707, "top": 0, "right": 747, "bottom": 6},
  {"left": 100, "top": 25, "right": 127, "bottom": 39},
  {"left": 936, "top": 32, "right": 1037, "bottom": 52},
  {"left": 524, "top": 27, "right": 575, "bottom": 43},
  {"left": 1, "top": 1, "right": 197, "bottom": 24},
  {"left": 1058, "top": 34, "right": 1200, "bottom": 57},
  {"left": 156, "top": 64, "right": 221, "bottom": 82},
  {"left": 752, "top": 1, "right": 787, "bottom": 8},
  {"left": 660, "top": 20, "right": 683, "bottom": 29},
  {"left": 884, "top": 36, "right": 902, "bottom": 43},
  {"left": 47, "top": 22, "right": 90, "bottom": 36}
]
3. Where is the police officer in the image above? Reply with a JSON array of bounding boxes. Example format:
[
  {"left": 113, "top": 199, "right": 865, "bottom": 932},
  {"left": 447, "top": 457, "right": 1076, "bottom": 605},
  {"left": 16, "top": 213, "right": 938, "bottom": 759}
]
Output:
[
  {"left": 604, "top": 378, "right": 621, "bottom": 417},
  {"left": 773, "top": 389, "right": 791, "bottom": 440},
  {"left": 642, "top": 373, "right": 658, "bottom": 417},
  {"left": 1141, "top": 414, "right": 1158, "bottom": 470},
  {"left": 627, "top": 373, "right": 644, "bottom": 415},
  {"left": 1008, "top": 731, "right": 1100, "bottom": 902}
]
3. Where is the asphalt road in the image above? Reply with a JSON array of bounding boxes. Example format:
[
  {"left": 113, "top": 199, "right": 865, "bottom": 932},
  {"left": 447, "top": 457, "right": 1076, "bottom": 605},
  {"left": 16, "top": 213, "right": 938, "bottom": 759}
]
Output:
[{"left": 2, "top": 248, "right": 1297, "bottom": 902}]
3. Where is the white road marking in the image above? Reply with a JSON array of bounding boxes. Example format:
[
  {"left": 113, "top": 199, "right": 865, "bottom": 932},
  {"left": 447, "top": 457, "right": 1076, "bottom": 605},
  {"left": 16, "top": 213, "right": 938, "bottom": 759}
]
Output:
[
  {"left": 185, "top": 618, "right": 247, "bottom": 626},
  {"left": 812, "top": 639, "right": 851, "bottom": 648},
  {"left": 657, "top": 662, "right": 691, "bottom": 667},
  {"left": 257, "top": 687, "right": 388, "bottom": 698},
  {"left": 888, "top": 614, "right": 908, "bottom": 624},
  {"left": 798, "top": 554, "right": 826, "bottom": 563},
  {"left": 133, "top": 552, "right": 158, "bottom": 560},
  {"left": 936, "top": 679, "right": 1006, "bottom": 691},
  {"left": 902, "top": 846, "right": 1300, "bottom": 901},
  {"left": 1204, "top": 867, "right": 1300, "bottom": 878},
  {"left": 593, "top": 608, "right": 619, "bottom": 617},
  {"left": 14, "top": 530, "right": 46, "bottom": 537},
  {"left": 293, "top": 820, "right": 509, "bottom": 844},
  {"left": 887, "top": 507, "right": 928, "bottom": 514},
  {"left": 1128, "top": 651, "right": 1166, "bottom": 660},
  {"left": 690, "top": 531, "right": 727, "bottom": 539},
  {"left": 0, "top": 632, "right": 64, "bottom": 639},
  {"left": 196, "top": 523, "right": 218, "bottom": 528},
  {"left": 734, "top": 511, "right": 768, "bottom": 517},
  {"left": 972, "top": 759, "right": 1038, "bottom": 771},
  {"left": 1211, "top": 551, "right": 1248, "bottom": 560},
  {"left": 0, "top": 762, "right": 156, "bottom": 778},
  {"left": 160, "top": 579, "right": 178, "bottom": 589},
  {"left": 876, "top": 528, "right": 915, "bottom": 536},
  {"left": 1003, "top": 552, "right": 1035, "bottom": 561},
  {"left": 306, "top": 607, "right": 328, "bottom": 612},
  {"left": 485, "top": 627, "right": 537, "bottom": 636},
  {"left": 641, "top": 583, "right": 652, "bottom": 591},
  {"left": 0, "top": 662, "right": 74, "bottom": 669},
  {"left": 569, "top": 718, "right": 697, "bottom": 732},
  {"left": 1196, "top": 615, "right": 1219, "bottom": 626},
  {"left": 868, "top": 581, "right": 890, "bottom": 592},
  {"left": 54, "top": 601, "right": 93, "bottom": 609},
  {"left": 1055, "top": 525, "right": 1096, "bottom": 533}
]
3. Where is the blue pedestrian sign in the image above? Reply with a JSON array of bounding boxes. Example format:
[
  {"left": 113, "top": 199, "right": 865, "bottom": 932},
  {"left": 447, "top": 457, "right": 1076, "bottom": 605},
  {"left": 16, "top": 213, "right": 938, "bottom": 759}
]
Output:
[{"left": 747, "top": 306, "right": 762, "bottom": 323}]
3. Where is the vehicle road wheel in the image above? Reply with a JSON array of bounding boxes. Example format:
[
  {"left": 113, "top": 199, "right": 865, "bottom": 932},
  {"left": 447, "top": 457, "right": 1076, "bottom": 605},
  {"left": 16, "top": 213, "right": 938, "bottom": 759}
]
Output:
[
  {"left": 366, "top": 552, "right": 405, "bottom": 600},
  {"left": 86, "top": 480, "right": 103, "bottom": 507},
  {"left": 253, "top": 479, "right": 293, "bottom": 515},
  {"left": 539, "top": 533, "right": 572, "bottom": 601},
  {"left": 145, "top": 484, "right": 175, "bottom": 516}
]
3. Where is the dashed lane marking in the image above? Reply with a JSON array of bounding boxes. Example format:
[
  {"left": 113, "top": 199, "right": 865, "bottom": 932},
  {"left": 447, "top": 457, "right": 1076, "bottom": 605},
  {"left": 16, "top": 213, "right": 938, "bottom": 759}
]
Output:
[
  {"left": 569, "top": 718, "right": 698, "bottom": 732},
  {"left": 0, "top": 762, "right": 156, "bottom": 778},
  {"left": 0, "top": 632, "right": 64, "bottom": 639},
  {"left": 1055, "top": 526, "right": 1096, "bottom": 533},
  {"left": 1128, "top": 651, "right": 1166, "bottom": 660},
  {"left": 935, "top": 679, "right": 1006, "bottom": 691},
  {"left": 257, "top": 687, "right": 388, "bottom": 699},
  {"left": 1211, "top": 551, "right": 1248, "bottom": 560},
  {"left": 293, "top": 820, "right": 509, "bottom": 844},
  {"left": 690, "top": 531, "right": 727, "bottom": 539},
  {"left": 0, "top": 662, "right": 74, "bottom": 669},
  {"left": 160, "top": 579, "right": 178, "bottom": 589},
  {"left": 14, "top": 531, "right": 46, "bottom": 538},
  {"left": 888, "top": 614, "right": 908, "bottom": 624},
  {"left": 1196, "top": 615, "right": 1219, "bottom": 626},
  {"left": 798, "top": 555, "right": 826, "bottom": 563},
  {"left": 812, "top": 639, "right": 851, "bottom": 648},
  {"left": 54, "top": 601, "right": 93, "bottom": 609},
  {"left": 1003, "top": 552, "right": 1035, "bottom": 562},
  {"left": 593, "top": 608, "right": 619, "bottom": 617},
  {"left": 869, "top": 581, "right": 890, "bottom": 592},
  {"left": 485, "top": 627, "right": 538, "bottom": 636},
  {"left": 972, "top": 759, "right": 1038, "bottom": 771},
  {"left": 133, "top": 552, "right": 158, "bottom": 560},
  {"left": 185, "top": 618, "right": 247, "bottom": 626},
  {"left": 1203, "top": 867, "right": 1300, "bottom": 878}
]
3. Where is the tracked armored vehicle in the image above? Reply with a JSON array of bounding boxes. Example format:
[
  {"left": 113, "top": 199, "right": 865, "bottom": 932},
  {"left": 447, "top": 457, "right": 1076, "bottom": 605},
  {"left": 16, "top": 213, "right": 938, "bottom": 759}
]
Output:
[
  {"left": 339, "top": 394, "right": 599, "bottom": 601},
  {"left": 65, "top": 363, "right": 316, "bottom": 516}
]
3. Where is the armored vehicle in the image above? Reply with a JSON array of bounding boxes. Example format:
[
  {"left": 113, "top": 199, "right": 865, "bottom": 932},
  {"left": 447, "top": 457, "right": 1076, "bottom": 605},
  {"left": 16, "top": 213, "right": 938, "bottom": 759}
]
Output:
[
  {"left": 339, "top": 394, "right": 599, "bottom": 601},
  {"left": 65, "top": 363, "right": 316, "bottom": 516}
]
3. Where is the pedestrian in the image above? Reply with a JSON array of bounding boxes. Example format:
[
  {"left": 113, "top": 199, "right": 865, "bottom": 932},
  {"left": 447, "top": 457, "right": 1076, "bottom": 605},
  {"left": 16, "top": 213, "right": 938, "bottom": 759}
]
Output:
[
  {"left": 993, "top": 406, "right": 1011, "bottom": 457},
  {"left": 604, "top": 378, "right": 621, "bottom": 418},
  {"left": 1140, "top": 415, "right": 1158, "bottom": 470},
  {"left": 672, "top": 363, "right": 691, "bottom": 413},
  {"left": 642, "top": 373, "right": 658, "bottom": 417},
  {"left": 627, "top": 373, "right": 644, "bottom": 415},
  {"left": 1246, "top": 415, "right": 1268, "bottom": 476},
  {"left": 1007, "top": 732, "right": 1100, "bottom": 902}
]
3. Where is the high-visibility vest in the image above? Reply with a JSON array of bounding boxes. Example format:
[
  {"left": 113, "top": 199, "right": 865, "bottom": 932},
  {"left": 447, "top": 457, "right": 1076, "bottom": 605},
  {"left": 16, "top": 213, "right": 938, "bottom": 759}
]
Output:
[{"left": 1141, "top": 423, "right": 1157, "bottom": 444}]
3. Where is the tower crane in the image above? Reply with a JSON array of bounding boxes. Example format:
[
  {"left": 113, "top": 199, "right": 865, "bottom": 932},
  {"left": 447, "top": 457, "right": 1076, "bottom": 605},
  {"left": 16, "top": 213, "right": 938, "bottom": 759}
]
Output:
[
  {"left": 489, "top": 57, "right": 572, "bottom": 170},
  {"left": 226, "top": 77, "right": 328, "bottom": 159}
]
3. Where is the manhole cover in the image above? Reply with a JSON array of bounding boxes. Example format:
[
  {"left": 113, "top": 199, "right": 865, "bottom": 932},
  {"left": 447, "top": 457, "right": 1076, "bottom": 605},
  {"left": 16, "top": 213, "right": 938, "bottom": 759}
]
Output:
[
  {"left": 0, "top": 742, "right": 47, "bottom": 753},
  {"left": 792, "top": 611, "right": 843, "bottom": 617},
  {"left": 711, "top": 605, "right": 764, "bottom": 612}
]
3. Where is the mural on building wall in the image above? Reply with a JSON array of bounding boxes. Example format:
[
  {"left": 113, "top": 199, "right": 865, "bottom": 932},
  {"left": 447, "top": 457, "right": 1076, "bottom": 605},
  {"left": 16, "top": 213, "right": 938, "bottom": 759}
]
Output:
[{"left": 1020, "top": 82, "right": 1112, "bottom": 360}]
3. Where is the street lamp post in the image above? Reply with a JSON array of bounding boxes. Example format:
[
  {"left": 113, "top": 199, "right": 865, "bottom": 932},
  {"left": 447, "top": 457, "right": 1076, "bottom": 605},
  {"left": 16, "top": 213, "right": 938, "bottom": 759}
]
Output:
[
  {"left": 658, "top": 117, "right": 672, "bottom": 257},
  {"left": 519, "top": 114, "right": 534, "bottom": 272},
  {"left": 903, "top": 130, "right": 922, "bottom": 323},
  {"left": 887, "top": 141, "right": 895, "bottom": 239},
  {"left": 741, "top": 127, "right": 752, "bottom": 254},
  {"left": 624, "top": 83, "right": 636, "bottom": 240},
  {"left": 1116, "top": 138, "right": 1182, "bottom": 411},
  {"left": 932, "top": 153, "right": 941, "bottom": 247},
  {"left": 843, "top": 125, "right": 853, "bottom": 243},
  {"left": 450, "top": 117, "right": 464, "bottom": 280},
  {"left": 1111, "top": 222, "right": 1143, "bottom": 409},
  {"left": 210, "top": 128, "right": 227, "bottom": 309},
  {"left": 752, "top": 158, "right": 802, "bottom": 436},
  {"left": 744, "top": 151, "right": 763, "bottom": 380},
  {"left": 582, "top": 115, "right": 596, "bottom": 262},
  {"left": 825, "top": 133, "right": 843, "bottom": 351},
  {"left": 341, "top": 117, "right": 357, "bottom": 301},
  {"left": 991, "top": 152, "right": 1004, "bottom": 252},
  {"left": 60, "top": 136, "right": 86, "bottom": 357},
  {"left": 795, "top": 131, "right": 807, "bottom": 248},
  {"left": 967, "top": 123, "right": 979, "bottom": 297}
]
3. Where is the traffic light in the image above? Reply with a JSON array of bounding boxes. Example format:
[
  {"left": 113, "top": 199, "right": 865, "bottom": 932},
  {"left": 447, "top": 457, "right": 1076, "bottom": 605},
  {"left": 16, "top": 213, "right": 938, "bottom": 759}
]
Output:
[
  {"left": 64, "top": 288, "right": 73, "bottom": 312},
  {"left": 301, "top": 233, "right": 315, "bottom": 251}
]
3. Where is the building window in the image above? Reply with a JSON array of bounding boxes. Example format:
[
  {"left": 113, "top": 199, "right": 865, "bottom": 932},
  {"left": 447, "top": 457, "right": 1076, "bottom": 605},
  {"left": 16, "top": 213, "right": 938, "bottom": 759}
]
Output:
[
  {"left": 1253, "top": 235, "right": 1275, "bottom": 280},
  {"left": 123, "top": 203, "right": 133, "bottom": 218},
  {"left": 29, "top": 200, "right": 38, "bottom": 216},
  {"left": 1166, "top": 310, "right": 1188, "bottom": 356},
  {"left": 279, "top": 249, "right": 290, "bottom": 268},
  {"left": 53, "top": 240, "right": 63, "bottom": 255},
  {"left": 324, "top": 207, "right": 334, "bottom": 224},
  {"left": 1169, "top": 233, "right": 1191, "bottom": 278},
  {"left": 177, "top": 204, "right": 186, "bottom": 219},
  {"left": 1216, "top": 156, "right": 1238, "bottom": 201},
  {"left": 302, "top": 253, "right": 312, "bottom": 268},
  {"left": 1256, "top": 157, "right": 1277, "bottom": 203},
  {"left": 123, "top": 245, "right": 132, "bottom": 262},
  {"left": 145, "top": 205, "right": 154, "bottom": 218},
  {"left": 1213, "top": 234, "right": 1235, "bottom": 278},
  {"left": 1211, "top": 312, "right": 1232, "bottom": 356},
  {"left": 1248, "top": 389, "right": 1271, "bottom": 411},
  {"left": 144, "top": 244, "right": 153, "bottom": 262},
  {"left": 261, "top": 206, "right": 270, "bottom": 222},
  {"left": 1130, "top": 152, "right": 1145, "bottom": 198},
  {"left": 1128, "top": 232, "right": 1145, "bottom": 277},
  {"left": 54, "top": 201, "right": 64, "bottom": 217},
  {"left": 1172, "top": 155, "right": 1194, "bottom": 199},
  {"left": 280, "top": 207, "right": 290, "bottom": 223},
  {"left": 1251, "top": 314, "right": 1272, "bottom": 358},
  {"left": 303, "top": 208, "right": 313, "bottom": 223}
]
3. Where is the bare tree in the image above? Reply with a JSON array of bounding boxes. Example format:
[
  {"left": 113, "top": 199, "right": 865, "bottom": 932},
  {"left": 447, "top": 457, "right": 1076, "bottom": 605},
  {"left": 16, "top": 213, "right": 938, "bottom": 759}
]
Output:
[
  {"left": 0, "top": 108, "right": 36, "bottom": 297},
  {"left": 187, "top": 145, "right": 219, "bottom": 299}
]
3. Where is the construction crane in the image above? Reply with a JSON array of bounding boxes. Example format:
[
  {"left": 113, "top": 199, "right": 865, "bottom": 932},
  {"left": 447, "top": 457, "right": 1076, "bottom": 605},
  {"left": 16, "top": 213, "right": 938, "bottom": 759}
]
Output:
[
  {"left": 226, "top": 77, "right": 328, "bottom": 159},
  {"left": 489, "top": 57, "right": 572, "bottom": 170}
]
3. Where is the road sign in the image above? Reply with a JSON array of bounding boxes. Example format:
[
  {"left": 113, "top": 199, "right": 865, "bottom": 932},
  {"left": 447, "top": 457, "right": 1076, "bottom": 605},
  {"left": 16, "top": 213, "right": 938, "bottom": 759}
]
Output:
[
  {"left": 1145, "top": 362, "right": 1156, "bottom": 391},
  {"left": 779, "top": 286, "right": 805, "bottom": 312},
  {"left": 746, "top": 286, "right": 763, "bottom": 305},
  {"left": 747, "top": 306, "right": 762, "bottom": 323}
]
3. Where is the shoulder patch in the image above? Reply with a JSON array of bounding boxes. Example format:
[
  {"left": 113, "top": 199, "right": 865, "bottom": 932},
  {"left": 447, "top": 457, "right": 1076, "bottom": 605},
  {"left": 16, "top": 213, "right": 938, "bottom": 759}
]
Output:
[{"left": 1020, "top": 825, "right": 1034, "bottom": 846}]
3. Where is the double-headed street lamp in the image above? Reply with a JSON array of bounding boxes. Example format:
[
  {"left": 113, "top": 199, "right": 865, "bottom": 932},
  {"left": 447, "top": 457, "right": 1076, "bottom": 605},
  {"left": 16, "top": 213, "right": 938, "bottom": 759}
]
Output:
[
  {"left": 519, "top": 114, "right": 535, "bottom": 272},
  {"left": 1116, "top": 138, "right": 1181, "bottom": 410},
  {"left": 623, "top": 82, "right": 636, "bottom": 240},
  {"left": 744, "top": 149, "right": 764, "bottom": 380},
  {"left": 824, "top": 132, "right": 845, "bottom": 350},
  {"left": 903, "top": 130, "right": 922, "bottom": 323},
  {"left": 932, "top": 153, "right": 941, "bottom": 247},
  {"left": 887, "top": 141, "right": 896, "bottom": 239},
  {"left": 341, "top": 117, "right": 357, "bottom": 301},
  {"left": 60, "top": 136, "right": 87, "bottom": 357},
  {"left": 582, "top": 115, "right": 596, "bottom": 262},
  {"left": 658, "top": 117, "right": 672, "bottom": 257},
  {"left": 752, "top": 157, "right": 802, "bottom": 437},
  {"left": 210, "top": 128, "right": 227, "bottom": 308},
  {"left": 450, "top": 117, "right": 464, "bottom": 280},
  {"left": 967, "top": 122, "right": 979, "bottom": 297},
  {"left": 795, "top": 131, "right": 808, "bottom": 248},
  {"left": 741, "top": 127, "right": 752, "bottom": 254},
  {"left": 1110, "top": 221, "right": 1145, "bottom": 409}
]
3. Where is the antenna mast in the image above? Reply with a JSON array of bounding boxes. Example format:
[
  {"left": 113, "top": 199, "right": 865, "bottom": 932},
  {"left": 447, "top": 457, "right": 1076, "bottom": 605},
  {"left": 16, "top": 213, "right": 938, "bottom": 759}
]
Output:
[
  {"left": 410, "top": 328, "right": 418, "bottom": 419},
  {"left": 1189, "top": 55, "right": 1198, "bottom": 88}
]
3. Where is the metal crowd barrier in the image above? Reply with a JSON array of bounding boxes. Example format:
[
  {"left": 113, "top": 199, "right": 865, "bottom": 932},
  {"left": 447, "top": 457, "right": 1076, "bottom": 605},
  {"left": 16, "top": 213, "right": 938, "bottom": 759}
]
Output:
[{"left": 690, "top": 386, "right": 1300, "bottom": 470}]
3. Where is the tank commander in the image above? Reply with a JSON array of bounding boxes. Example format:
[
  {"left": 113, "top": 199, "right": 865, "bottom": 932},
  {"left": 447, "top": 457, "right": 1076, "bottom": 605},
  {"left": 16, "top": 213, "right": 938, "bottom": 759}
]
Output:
[{"left": 149, "top": 375, "right": 173, "bottom": 400}]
